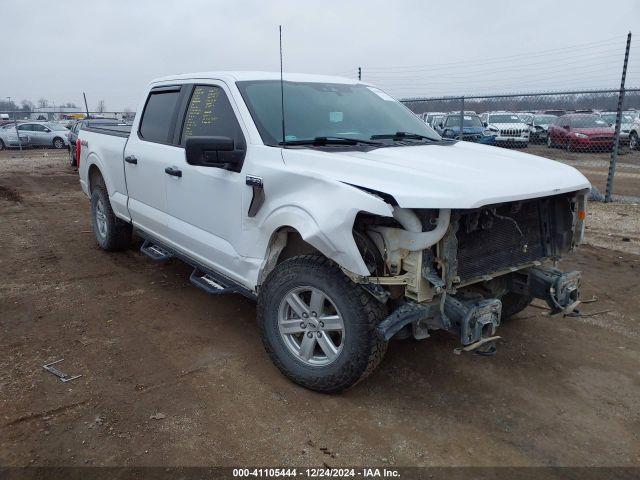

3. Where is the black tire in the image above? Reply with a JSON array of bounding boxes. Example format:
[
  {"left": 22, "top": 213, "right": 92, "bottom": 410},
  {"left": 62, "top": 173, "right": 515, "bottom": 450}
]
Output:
[
  {"left": 90, "top": 184, "right": 132, "bottom": 251},
  {"left": 630, "top": 131, "right": 639, "bottom": 151},
  {"left": 258, "top": 255, "right": 387, "bottom": 393},
  {"left": 52, "top": 137, "right": 65, "bottom": 149},
  {"left": 69, "top": 146, "right": 77, "bottom": 167},
  {"left": 0, "top": 139, "right": 4, "bottom": 151},
  {"left": 500, "top": 292, "right": 533, "bottom": 320}
]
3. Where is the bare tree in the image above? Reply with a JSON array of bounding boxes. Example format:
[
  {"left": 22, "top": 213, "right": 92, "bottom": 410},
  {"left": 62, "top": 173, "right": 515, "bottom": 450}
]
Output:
[
  {"left": 21, "top": 100, "right": 35, "bottom": 112},
  {"left": 37, "top": 98, "right": 49, "bottom": 108},
  {"left": 96, "top": 100, "right": 106, "bottom": 113}
]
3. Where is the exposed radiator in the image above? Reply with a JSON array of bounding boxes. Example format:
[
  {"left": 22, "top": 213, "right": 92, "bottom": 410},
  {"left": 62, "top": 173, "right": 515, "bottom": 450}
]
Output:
[{"left": 455, "top": 201, "right": 547, "bottom": 282}]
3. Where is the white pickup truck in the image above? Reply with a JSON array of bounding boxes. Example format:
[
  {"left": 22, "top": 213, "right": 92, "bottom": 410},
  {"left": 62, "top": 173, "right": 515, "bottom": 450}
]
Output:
[{"left": 78, "top": 72, "right": 590, "bottom": 392}]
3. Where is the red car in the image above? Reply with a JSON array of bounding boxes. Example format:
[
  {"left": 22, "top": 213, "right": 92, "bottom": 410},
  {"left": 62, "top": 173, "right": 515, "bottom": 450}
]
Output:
[{"left": 547, "top": 114, "right": 614, "bottom": 151}]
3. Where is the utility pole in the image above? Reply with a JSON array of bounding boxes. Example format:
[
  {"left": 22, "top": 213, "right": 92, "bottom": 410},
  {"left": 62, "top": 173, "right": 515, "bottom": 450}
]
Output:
[
  {"left": 358, "top": 67, "right": 361, "bottom": 81},
  {"left": 83, "top": 92, "right": 90, "bottom": 119},
  {"left": 459, "top": 97, "right": 465, "bottom": 142},
  {"left": 7, "top": 96, "right": 22, "bottom": 151},
  {"left": 605, "top": 31, "right": 632, "bottom": 202}
]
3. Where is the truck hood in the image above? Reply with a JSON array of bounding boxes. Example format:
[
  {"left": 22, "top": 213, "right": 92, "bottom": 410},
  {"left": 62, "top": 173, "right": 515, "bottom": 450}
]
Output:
[{"left": 282, "top": 141, "right": 590, "bottom": 209}]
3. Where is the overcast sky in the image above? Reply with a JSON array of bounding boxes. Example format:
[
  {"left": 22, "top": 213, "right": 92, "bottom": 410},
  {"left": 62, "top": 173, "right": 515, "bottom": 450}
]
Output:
[{"left": 1, "top": 0, "right": 639, "bottom": 111}]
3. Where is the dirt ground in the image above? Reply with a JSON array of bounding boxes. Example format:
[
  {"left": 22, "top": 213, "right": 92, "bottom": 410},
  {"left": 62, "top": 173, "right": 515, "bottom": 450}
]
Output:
[{"left": 1, "top": 150, "right": 639, "bottom": 468}]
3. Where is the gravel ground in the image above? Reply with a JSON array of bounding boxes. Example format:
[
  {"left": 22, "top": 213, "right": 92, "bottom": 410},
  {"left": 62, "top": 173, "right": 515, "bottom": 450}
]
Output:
[{"left": 1, "top": 149, "right": 639, "bottom": 468}]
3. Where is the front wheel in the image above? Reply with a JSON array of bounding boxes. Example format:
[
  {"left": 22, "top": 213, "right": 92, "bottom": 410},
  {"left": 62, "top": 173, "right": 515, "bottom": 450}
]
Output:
[
  {"left": 630, "top": 131, "right": 639, "bottom": 150},
  {"left": 500, "top": 292, "right": 533, "bottom": 320},
  {"left": 258, "top": 255, "right": 387, "bottom": 393},
  {"left": 53, "top": 137, "right": 65, "bottom": 149}
]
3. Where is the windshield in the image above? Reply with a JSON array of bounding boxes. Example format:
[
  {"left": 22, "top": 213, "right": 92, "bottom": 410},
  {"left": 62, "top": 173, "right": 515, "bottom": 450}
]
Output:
[
  {"left": 570, "top": 116, "right": 610, "bottom": 128},
  {"left": 444, "top": 115, "right": 483, "bottom": 128},
  {"left": 534, "top": 115, "right": 556, "bottom": 124},
  {"left": 600, "top": 114, "right": 633, "bottom": 124},
  {"left": 488, "top": 114, "right": 523, "bottom": 124},
  {"left": 236, "top": 81, "right": 441, "bottom": 146}
]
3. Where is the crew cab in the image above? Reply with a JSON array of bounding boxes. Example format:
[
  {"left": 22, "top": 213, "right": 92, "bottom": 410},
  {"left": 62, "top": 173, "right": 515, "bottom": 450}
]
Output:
[{"left": 78, "top": 72, "right": 590, "bottom": 393}]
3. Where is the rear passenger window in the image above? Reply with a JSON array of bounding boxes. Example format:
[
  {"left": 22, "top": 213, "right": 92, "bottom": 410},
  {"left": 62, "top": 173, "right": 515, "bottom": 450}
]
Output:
[
  {"left": 181, "top": 86, "right": 243, "bottom": 145},
  {"left": 139, "top": 89, "right": 181, "bottom": 143}
]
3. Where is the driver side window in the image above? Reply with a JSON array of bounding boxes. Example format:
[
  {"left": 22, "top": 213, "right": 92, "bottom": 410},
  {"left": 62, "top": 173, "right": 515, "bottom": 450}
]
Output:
[{"left": 180, "top": 85, "right": 244, "bottom": 146}]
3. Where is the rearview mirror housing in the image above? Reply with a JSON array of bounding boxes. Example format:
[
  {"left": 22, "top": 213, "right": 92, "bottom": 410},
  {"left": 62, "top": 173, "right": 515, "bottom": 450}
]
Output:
[{"left": 185, "top": 136, "right": 245, "bottom": 170}]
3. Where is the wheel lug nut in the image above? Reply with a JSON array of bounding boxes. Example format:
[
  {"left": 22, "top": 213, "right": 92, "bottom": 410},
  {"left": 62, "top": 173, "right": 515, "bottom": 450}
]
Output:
[
  {"left": 317, "top": 332, "right": 322, "bottom": 338},
  {"left": 311, "top": 311, "right": 317, "bottom": 317},
  {"left": 300, "top": 322, "right": 306, "bottom": 329},
  {"left": 307, "top": 332, "right": 313, "bottom": 338},
  {"left": 319, "top": 321, "right": 324, "bottom": 328},
  {"left": 302, "top": 312, "right": 308, "bottom": 318}
]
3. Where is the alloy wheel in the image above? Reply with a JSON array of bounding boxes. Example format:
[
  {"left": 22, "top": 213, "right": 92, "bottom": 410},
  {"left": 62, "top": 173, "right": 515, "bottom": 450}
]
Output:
[{"left": 278, "top": 286, "right": 345, "bottom": 366}]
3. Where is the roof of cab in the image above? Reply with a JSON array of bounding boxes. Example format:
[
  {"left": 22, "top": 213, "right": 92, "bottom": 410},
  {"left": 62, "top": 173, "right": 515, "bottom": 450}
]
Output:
[{"left": 150, "top": 71, "right": 360, "bottom": 86}]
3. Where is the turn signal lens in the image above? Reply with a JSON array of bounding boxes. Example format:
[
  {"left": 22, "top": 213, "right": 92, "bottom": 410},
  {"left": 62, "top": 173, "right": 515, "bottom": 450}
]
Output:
[{"left": 578, "top": 210, "right": 586, "bottom": 220}]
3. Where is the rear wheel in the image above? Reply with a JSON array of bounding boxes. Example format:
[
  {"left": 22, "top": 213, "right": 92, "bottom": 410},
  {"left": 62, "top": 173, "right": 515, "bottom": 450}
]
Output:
[
  {"left": 90, "top": 183, "right": 132, "bottom": 251},
  {"left": 0, "top": 140, "right": 4, "bottom": 151},
  {"left": 630, "top": 131, "right": 639, "bottom": 150},
  {"left": 53, "top": 137, "right": 65, "bottom": 149},
  {"left": 258, "top": 255, "right": 387, "bottom": 393}
]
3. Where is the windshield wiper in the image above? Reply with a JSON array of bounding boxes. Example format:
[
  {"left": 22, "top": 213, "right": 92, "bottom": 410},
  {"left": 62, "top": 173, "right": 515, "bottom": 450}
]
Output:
[
  {"left": 279, "top": 136, "right": 383, "bottom": 146},
  {"left": 370, "top": 131, "right": 436, "bottom": 141}
]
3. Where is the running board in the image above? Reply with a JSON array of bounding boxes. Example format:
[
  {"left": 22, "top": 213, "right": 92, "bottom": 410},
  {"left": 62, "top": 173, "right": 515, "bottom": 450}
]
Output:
[
  {"left": 140, "top": 240, "right": 173, "bottom": 261},
  {"left": 189, "top": 269, "right": 238, "bottom": 295}
]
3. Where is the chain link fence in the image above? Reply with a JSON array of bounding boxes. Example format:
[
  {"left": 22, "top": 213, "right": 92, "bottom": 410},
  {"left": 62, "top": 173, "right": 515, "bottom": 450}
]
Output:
[{"left": 401, "top": 89, "right": 640, "bottom": 202}]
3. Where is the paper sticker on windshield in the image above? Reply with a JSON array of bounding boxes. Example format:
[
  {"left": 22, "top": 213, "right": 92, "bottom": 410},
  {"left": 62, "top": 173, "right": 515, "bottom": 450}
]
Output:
[
  {"left": 329, "top": 111, "right": 343, "bottom": 123},
  {"left": 367, "top": 87, "right": 395, "bottom": 101},
  {"left": 595, "top": 120, "right": 606, "bottom": 125}
]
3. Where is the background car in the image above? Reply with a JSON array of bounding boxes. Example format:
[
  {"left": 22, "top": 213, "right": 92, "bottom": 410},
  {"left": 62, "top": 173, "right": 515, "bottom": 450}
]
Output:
[
  {"left": 0, "top": 126, "right": 31, "bottom": 150},
  {"left": 598, "top": 112, "right": 635, "bottom": 143},
  {"left": 435, "top": 113, "right": 496, "bottom": 144},
  {"left": 526, "top": 114, "right": 557, "bottom": 143},
  {"left": 423, "top": 112, "right": 446, "bottom": 129},
  {"left": 16, "top": 122, "right": 69, "bottom": 149},
  {"left": 547, "top": 114, "right": 614, "bottom": 151},
  {"left": 480, "top": 111, "right": 529, "bottom": 147}
]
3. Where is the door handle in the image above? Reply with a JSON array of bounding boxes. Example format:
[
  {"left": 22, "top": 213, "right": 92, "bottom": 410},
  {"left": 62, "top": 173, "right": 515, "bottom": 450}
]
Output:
[
  {"left": 165, "top": 166, "right": 182, "bottom": 178},
  {"left": 124, "top": 155, "right": 137, "bottom": 164}
]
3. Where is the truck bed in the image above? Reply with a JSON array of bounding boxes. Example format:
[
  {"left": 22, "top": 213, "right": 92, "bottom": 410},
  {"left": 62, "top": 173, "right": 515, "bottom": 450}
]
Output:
[{"left": 83, "top": 122, "right": 132, "bottom": 138}]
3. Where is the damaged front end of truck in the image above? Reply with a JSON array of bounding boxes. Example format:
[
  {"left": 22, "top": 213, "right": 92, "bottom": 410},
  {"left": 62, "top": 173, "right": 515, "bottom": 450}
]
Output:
[{"left": 352, "top": 189, "right": 588, "bottom": 354}]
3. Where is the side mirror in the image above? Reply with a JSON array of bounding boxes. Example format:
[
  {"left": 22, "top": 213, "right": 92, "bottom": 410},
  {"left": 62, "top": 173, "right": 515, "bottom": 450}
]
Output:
[{"left": 185, "top": 136, "right": 244, "bottom": 170}]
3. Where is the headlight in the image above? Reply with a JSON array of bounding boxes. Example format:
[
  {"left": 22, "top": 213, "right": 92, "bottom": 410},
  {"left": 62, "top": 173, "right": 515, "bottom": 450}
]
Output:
[
  {"left": 482, "top": 129, "right": 494, "bottom": 136},
  {"left": 574, "top": 133, "right": 588, "bottom": 139}
]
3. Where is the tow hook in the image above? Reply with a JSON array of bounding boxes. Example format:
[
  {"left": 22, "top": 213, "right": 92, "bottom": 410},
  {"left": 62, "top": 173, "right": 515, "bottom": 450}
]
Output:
[
  {"left": 444, "top": 296, "right": 502, "bottom": 346},
  {"left": 525, "top": 267, "right": 581, "bottom": 315}
]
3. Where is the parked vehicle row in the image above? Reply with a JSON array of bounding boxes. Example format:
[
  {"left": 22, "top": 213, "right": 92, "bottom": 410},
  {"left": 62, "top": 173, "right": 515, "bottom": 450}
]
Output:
[{"left": 418, "top": 107, "right": 640, "bottom": 152}]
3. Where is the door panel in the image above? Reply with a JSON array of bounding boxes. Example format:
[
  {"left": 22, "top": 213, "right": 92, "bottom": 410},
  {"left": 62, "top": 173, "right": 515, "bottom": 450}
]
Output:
[
  {"left": 163, "top": 83, "right": 248, "bottom": 282},
  {"left": 124, "top": 86, "right": 184, "bottom": 240}
]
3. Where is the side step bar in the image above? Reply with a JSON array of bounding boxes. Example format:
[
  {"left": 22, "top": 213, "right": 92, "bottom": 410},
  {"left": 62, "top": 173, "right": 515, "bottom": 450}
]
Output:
[
  {"left": 140, "top": 240, "right": 173, "bottom": 261},
  {"left": 134, "top": 230, "right": 256, "bottom": 300},
  {"left": 189, "top": 269, "right": 238, "bottom": 295}
]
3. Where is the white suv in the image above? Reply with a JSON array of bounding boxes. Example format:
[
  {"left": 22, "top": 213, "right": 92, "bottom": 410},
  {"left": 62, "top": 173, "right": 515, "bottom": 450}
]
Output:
[{"left": 481, "top": 111, "right": 530, "bottom": 147}]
